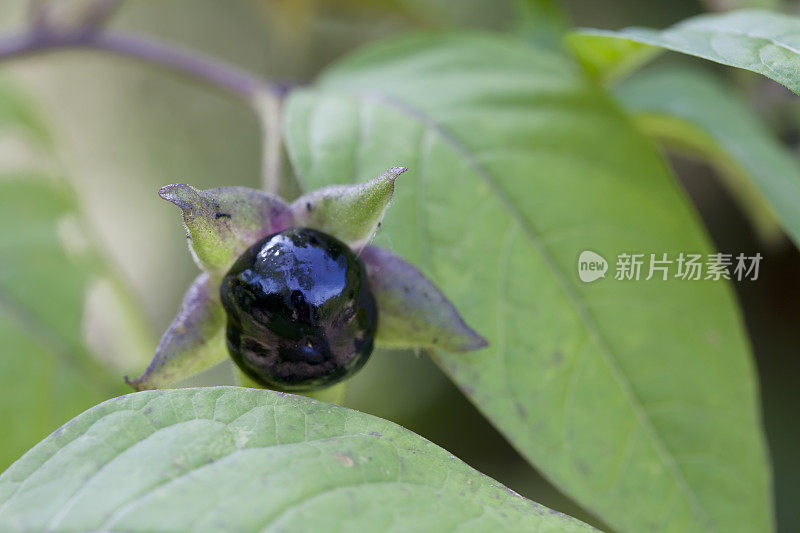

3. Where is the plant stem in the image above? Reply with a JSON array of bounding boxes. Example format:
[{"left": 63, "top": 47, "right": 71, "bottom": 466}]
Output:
[
  {"left": 0, "top": 30, "right": 281, "bottom": 104},
  {"left": 0, "top": 25, "right": 288, "bottom": 192},
  {"left": 255, "top": 91, "right": 285, "bottom": 195}
]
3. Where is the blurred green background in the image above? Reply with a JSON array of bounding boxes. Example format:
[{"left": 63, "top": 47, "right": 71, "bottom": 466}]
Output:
[{"left": 0, "top": 1, "right": 797, "bottom": 531}]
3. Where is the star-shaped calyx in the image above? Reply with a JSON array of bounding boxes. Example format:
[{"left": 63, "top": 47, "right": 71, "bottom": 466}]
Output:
[{"left": 126, "top": 167, "right": 487, "bottom": 391}]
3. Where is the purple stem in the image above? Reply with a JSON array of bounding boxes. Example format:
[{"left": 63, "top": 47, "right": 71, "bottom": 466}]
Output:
[{"left": 0, "top": 29, "right": 280, "bottom": 103}]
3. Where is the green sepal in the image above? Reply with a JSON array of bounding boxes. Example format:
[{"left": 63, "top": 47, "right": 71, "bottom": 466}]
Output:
[
  {"left": 159, "top": 184, "right": 292, "bottom": 275},
  {"left": 290, "top": 167, "right": 406, "bottom": 249},
  {"left": 126, "top": 272, "right": 226, "bottom": 390},
  {"left": 361, "top": 246, "right": 488, "bottom": 353}
]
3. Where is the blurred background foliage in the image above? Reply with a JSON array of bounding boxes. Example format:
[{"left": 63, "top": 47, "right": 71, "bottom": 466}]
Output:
[{"left": 0, "top": 0, "right": 797, "bottom": 531}]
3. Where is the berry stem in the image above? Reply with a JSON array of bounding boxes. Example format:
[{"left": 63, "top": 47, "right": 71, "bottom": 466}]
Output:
[
  {"left": 305, "top": 382, "right": 349, "bottom": 405},
  {"left": 234, "top": 367, "right": 350, "bottom": 405},
  {"left": 233, "top": 367, "right": 266, "bottom": 389}
]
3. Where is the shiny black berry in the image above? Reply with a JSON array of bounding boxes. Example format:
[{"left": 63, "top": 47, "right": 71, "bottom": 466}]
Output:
[{"left": 219, "top": 227, "right": 378, "bottom": 391}]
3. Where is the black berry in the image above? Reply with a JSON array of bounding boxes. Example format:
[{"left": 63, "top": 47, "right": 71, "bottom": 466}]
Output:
[{"left": 220, "top": 227, "right": 378, "bottom": 391}]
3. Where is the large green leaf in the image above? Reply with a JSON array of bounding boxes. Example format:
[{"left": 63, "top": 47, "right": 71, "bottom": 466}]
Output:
[
  {"left": 0, "top": 78, "right": 125, "bottom": 469},
  {"left": 614, "top": 66, "right": 800, "bottom": 246},
  {"left": 283, "top": 34, "right": 772, "bottom": 532},
  {"left": 573, "top": 9, "right": 800, "bottom": 94},
  {"left": 0, "top": 387, "right": 594, "bottom": 532},
  {"left": 0, "top": 177, "right": 121, "bottom": 469}
]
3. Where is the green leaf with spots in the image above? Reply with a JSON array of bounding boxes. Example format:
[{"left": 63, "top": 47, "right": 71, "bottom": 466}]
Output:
[
  {"left": 574, "top": 9, "right": 800, "bottom": 94},
  {"left": 283, "top": 33, "right": 772, "bottom": 532},
  {"left": 0, "top": 387, "right": 595, "bottom": 532}
]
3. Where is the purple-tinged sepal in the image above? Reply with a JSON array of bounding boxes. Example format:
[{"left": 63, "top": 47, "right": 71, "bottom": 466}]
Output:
[
  {"left": 361, "top": 246, "right": 488, "bottom": 353},
  {"left": 126, "top": 272, "right": 226, "bottom": 390}
]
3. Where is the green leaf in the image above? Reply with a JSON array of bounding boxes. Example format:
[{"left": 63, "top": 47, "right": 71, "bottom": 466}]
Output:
[
  {"left": 290, "top": 167, "right": 407, "bottom": 249},
  {"left": 126, "top": 273, "right": 226, "bottom": 391},
  {"left": 284, "top": 34, "right": 772, "bottom": 532},
  {"left": 0, "top": 81, "right": 54, "bottom": 149},
  {"left": 0, "top": 79, "right": 133, "bottom": 469},
  {"left": 361, "top": 245, "right": 487, "bottom": 352},
  {"left": 614, "top": 66, "right": 798, "bottom": 246},
  {"left": 0, "top": 177, "right": 122, "bottom": 470},
  {"left": 566, "top": 33, "right": 660, "bottom": 83},
  {"left": 159, "top": 184, "right": 292, "bottom": 275},
  {"left": 575, "top": 9, "right": 800, "bottom": 94},
  {"left": 513, "top": 0, "right": 569, "bottom": 51},
  {"left": 0, "top": 387, "right": 595, "bottom": 532}
]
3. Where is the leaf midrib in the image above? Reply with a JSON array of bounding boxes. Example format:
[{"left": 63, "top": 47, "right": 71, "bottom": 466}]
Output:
[{"left": 329, "top": 87, "right": 716, "bottom": 530}]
